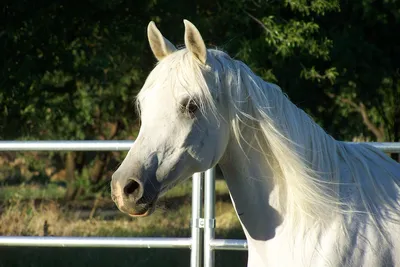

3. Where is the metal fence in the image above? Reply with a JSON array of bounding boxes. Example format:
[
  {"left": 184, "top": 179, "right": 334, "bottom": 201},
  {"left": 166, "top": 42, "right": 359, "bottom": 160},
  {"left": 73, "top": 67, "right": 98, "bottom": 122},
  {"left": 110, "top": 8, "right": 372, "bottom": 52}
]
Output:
[{"left": 0, "top": 141, "right": 399, "bottom": 267}]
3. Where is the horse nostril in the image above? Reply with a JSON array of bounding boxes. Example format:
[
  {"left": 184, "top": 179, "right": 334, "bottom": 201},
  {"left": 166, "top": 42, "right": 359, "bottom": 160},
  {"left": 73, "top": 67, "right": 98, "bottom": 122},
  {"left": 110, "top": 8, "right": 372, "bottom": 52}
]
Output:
[{"left": 124, "top": 179, "right": 142, "bottom": 199}]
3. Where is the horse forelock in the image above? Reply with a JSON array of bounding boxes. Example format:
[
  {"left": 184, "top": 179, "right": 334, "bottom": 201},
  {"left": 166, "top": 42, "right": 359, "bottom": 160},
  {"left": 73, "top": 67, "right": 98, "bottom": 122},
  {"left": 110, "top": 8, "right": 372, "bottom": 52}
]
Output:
[{"left": 136, "top": 48, "right": 225, "bottom": 124}]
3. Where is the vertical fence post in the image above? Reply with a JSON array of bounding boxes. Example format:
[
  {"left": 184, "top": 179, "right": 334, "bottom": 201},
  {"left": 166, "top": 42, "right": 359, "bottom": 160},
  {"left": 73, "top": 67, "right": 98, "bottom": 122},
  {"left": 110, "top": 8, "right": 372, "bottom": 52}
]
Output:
[
  {"left": 191, "top": 172, "right": 203, "bottom": 267},
  {"left": 204, "top": 168, "right": 216, "bottom": 267}
]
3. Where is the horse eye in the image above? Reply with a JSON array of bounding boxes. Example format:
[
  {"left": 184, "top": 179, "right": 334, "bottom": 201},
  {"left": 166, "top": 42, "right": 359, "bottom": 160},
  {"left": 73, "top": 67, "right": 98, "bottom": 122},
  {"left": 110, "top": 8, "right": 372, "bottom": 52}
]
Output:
[
  {"left": 187, "top": 101, "right": 198, "bottom": 114},
  {"left": 180, "top": 99, "right": 198, "bottom": 116}
]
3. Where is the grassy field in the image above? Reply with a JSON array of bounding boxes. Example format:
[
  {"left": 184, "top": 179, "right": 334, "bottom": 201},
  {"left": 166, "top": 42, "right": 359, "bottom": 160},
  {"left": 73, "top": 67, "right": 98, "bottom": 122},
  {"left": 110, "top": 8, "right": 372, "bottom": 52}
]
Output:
[{"left": 0, "top": 179, "right": 247, "bottom": 267}]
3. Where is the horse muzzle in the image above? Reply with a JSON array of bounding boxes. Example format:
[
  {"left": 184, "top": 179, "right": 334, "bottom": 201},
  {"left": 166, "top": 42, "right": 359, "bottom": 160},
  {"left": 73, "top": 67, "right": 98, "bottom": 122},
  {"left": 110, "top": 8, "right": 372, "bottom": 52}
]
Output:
[{"left": 111, "top": 175, "right": 159, "bottom": 217}]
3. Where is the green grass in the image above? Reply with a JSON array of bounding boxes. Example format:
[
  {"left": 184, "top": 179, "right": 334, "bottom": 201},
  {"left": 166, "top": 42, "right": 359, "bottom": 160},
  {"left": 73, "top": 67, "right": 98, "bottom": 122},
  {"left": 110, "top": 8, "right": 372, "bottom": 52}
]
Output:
[{"left": 0, "top": 183, "right": 65, "bottom": 201}]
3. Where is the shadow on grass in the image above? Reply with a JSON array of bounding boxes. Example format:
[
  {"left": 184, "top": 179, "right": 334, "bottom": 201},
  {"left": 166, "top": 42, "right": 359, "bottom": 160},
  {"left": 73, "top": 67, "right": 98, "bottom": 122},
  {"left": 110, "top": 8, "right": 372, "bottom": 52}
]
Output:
[{"left": 0, "top": 228, "right": 247, "bottom": 267}]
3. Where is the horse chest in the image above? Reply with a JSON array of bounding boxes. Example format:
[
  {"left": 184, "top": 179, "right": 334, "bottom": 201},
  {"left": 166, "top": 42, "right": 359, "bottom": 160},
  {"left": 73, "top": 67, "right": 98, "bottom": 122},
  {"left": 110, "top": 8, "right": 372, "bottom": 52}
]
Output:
[{"left": 243, "top": 215, "right": 400, "bottom": 267}]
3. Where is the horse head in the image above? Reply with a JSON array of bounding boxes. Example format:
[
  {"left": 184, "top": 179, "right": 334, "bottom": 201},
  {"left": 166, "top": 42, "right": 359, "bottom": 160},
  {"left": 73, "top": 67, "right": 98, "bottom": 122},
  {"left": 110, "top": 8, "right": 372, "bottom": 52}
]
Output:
[{"left": 111, "top": 20, "right": 230, "bottom": 216}]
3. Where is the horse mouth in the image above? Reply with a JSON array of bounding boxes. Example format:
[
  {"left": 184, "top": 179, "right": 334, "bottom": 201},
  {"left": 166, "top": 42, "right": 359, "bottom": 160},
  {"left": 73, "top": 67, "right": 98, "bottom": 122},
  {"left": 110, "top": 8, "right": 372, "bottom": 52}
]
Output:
[{"left": 127, "top": 201, "right": 156, "bottom": 217}]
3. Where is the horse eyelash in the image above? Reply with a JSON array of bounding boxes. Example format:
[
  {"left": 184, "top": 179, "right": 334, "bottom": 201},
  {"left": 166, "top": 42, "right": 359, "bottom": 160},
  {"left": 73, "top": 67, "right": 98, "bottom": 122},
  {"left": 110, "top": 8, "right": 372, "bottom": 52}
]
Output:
[{"left": 179, "top": 98, "right": 199, "bottom": 117}]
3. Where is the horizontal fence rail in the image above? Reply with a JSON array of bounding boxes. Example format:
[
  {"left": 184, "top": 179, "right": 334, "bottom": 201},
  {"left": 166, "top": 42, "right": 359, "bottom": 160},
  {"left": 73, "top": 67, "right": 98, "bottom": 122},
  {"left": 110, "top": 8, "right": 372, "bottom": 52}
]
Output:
[
  {"left": 0, "top": 141, "right": 399, "bottom": 266},
  {"left": 210, "top": 239, "right": 249, "bottom": 250},
  {"left": 0, "top": 141, "right": 399, "bottom": 152},
  {"left": 0, "top": 140, "right": 134, "bottom": 151},
  {"left": 347, "top": 142, "right": 400, "bottom": 153},
  {"left": 0, "top": 237, "right": 192, "bottom": 248}
]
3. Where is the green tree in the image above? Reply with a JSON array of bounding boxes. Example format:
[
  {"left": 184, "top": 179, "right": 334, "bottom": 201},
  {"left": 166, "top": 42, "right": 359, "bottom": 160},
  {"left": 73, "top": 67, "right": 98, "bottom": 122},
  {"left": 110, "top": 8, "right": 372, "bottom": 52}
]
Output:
[
  {"left": 196, "top": 0, "right": 399, "bottom": 144},
  {"left": 1, "top": 1, "right": 148, "bottom": 198}
]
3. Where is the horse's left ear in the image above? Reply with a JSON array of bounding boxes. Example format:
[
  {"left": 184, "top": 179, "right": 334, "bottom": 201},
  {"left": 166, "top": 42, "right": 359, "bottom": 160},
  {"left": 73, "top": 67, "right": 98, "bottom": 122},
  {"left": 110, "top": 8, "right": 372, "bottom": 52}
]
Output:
[
  {"left": 183, "top": 20, "right": 207, "bottom": 64},
  {"left": 147, "top": 21, "right": 177, "bottom": 61}
]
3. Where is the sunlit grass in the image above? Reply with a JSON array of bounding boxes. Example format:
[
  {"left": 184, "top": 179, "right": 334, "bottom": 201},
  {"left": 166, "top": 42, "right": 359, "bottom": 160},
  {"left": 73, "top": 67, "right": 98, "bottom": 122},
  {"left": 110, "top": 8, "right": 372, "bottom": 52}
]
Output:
[
  {"left": 0, "top": 178, "right": 246, "bottom": 267},
  {"left": 0, "top": 178, "right": 240, "bottom": 237}
]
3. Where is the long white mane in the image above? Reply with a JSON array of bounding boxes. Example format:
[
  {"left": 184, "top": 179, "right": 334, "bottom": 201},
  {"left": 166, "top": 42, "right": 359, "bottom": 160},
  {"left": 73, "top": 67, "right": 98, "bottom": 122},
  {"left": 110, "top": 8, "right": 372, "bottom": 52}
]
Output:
[{"left": 139, "top": 48, "right": 400, "bottom": 232}]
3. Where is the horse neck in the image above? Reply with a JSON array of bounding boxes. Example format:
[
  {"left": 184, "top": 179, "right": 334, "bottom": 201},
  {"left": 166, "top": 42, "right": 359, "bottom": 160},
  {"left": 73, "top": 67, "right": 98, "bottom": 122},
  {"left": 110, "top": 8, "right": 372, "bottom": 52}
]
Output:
[
  {"left": 248, "top": 79, "right": 340, "bottom": 185},
  {"left": 218, "top": 126, "right": 287, "bottom": 240},
  {"left": 218, "top": 69, "right": 341, "bottom": 234},
  {"left": 261, "top": 82, "right": 337, "bottom": 165},
  {"left": 221, "top": 59, "right": 339, "bottom": 180},
  {"left": 284, "top": 99, "right": 343, "bottom": 197},
  {"left": 218, "top": 111, "right": 336, "bottom": 240}
]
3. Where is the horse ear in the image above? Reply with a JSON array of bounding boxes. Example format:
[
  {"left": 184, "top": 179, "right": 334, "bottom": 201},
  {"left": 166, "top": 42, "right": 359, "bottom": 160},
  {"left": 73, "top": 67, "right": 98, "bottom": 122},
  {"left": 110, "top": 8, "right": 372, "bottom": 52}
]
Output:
[
  {"left": 183, "top": 19, "right": 207, "bottom": 64},
  {"left": 147, "top": 21, "right": 177, "bottom": 61}
]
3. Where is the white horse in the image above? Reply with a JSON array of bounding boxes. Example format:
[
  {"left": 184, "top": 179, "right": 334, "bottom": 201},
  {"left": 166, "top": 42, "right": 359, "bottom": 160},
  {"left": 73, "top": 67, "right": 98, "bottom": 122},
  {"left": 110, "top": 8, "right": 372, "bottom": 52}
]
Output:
[{"left": 111, "top": 20, "right": 400, "bottom": 266}]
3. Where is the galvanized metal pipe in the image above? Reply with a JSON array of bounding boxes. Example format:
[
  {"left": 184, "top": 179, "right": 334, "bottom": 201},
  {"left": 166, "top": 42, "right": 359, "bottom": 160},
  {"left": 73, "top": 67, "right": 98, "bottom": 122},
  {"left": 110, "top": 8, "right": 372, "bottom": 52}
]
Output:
[
  {"left": 0, "top": 141, "right": 134, "bottom": 151},
  {"left": 0, "top": 236, "right": 191, "bottom": 248},
  {"left": 204, "top": 168, "right": 216, "bottom": 267},
  {"left": 191, "top": 173, "right": 203, "bottom": 267},
  {"left": 347, "top": 142, "right": 400, "bottom": 153},
  {"left": 210, "top": 239, "right": 248, "bottom": 251},
  {"left": 0, "top": 141, "right": 399, "bottom": 152}
]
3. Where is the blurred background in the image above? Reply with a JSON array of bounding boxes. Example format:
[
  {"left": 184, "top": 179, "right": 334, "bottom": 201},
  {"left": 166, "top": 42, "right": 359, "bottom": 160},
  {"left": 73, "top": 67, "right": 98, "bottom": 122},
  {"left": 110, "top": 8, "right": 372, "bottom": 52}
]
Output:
[{"left": 0, "top": 0, "right": 399, "bottom": 266}]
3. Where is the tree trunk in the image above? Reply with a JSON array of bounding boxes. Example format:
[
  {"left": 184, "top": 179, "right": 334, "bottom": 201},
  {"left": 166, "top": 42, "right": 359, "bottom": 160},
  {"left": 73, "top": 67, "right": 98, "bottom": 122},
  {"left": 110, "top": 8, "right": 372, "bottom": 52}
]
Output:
[
  {"left": 90, "top": 152, "right": 109, "bottom": 184},
  {"left": 64, "top": 152, "right": 78, "bottom": 201},
  {"left": 89, "top": 121, "right": 120, "bottom": 186}
]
